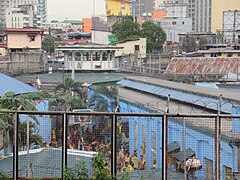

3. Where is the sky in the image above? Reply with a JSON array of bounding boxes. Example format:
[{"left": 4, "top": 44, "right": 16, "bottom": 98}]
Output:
[{"left": 47, "top": 0, "right": 106, "bottom": 21}]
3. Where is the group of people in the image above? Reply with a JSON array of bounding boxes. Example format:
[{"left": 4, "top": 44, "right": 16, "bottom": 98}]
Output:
[{"left": 117, "top": 150, "right": 147, "bottom": 172}]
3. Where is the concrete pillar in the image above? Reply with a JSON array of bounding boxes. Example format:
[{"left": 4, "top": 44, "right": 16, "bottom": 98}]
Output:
[
  {"left": 107, "top": 51, "right": 111, "bottom": 69},
  {"left": 112, "top": 51, "right": 115, "bottom": 69},
  {"left": 100, "top": 51, "right": 103, "bottom": 68},
  {"left": 81, "top": 51, "right": 84, "bottom": 68},
  {"left": 137, "top": 118, "right": 143, "bottom": 155},
  {"left": 64, "top": 52, "right": 68, "bottom": 70},
  {"left": 71, "top": 51, "right": 75, "bottom": 80},
  {"left": 90, "top": 51, "right": 93, "bottom": 69}
]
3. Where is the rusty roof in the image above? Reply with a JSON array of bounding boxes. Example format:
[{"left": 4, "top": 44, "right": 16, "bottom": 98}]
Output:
[{"left": 166, "top": 57, "right": 239, "bottom": 74}]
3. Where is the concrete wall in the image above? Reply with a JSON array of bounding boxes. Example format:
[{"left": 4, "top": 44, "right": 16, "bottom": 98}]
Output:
[
  {"left": 0, "top": 52, "right": 47, "bottom": 75},
  {"left": 92, "top": 30, "right": 111, "bottom": 44}
]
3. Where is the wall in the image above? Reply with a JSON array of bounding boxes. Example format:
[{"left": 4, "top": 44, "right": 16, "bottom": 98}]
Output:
[
  {"left": 92, "top": 30, "right": 111, "bottom": 44},
  {"left": 106, "top": 0, "right": 131, "bottom": 16},
  {"left": 115, "top": 38, "right": 147, "bottom": 57},
  {"left": 7, "top": 32, "right": 42, "bottom": 49},
  {"left": 119, "top": 100, "right": 238, "bottom": 179},
  {"left": 0, "top": 52, "right": 47, "bottom": 75},
  {"left": 212, "top": 0, "right": 240, "bottom": 32},
  {"left": 82, "top": 18, "right": 92, "bottom": 33}
]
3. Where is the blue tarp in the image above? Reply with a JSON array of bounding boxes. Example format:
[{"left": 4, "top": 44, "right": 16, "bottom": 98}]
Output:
[
  {"left": 117, "top": 79, "right": 234, "bottom": 113},
  {"left": 0, "top": 73, "right": 37, "bottom": 95}
]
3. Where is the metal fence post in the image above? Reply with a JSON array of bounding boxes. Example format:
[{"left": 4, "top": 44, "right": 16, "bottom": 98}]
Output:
[
  {"left": 162, "top": 114, "right": 168, "bottom": 180},
  {"left": 13, "top": 111, "right": 19, "bottom": 180},
  {"left": 215, "top": 95, "right": 222, "bottom": 180},
  {"left": 62, "top": 113, "right": 67, "bottom": 179},
  {"left": 111, "top": 114, "right": 117, "bottom": 177}
]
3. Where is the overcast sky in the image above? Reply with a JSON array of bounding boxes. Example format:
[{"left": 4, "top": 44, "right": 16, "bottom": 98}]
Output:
[{"left": 48, "top": 0, "right": 105, "bottom": 21}]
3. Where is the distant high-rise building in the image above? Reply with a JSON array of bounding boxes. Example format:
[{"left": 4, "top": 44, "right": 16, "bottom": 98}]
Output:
[
  {"left": 0, "top": 0, "right": 10, "bottom": 28},
  {"left": 188, "top": 0, "right": 211, "bottom": 32},
  {"left": 212, "top": 0, "right": 240, "bottom": 32},
  {"left": 38, "top": 0, "right": 47, "bottom": 23},
  {"left": 6, "top": 4, "right": 41, "bottom": 28},
  {"left": 132, "top": 0, "right": 154, "bottom": 17}
]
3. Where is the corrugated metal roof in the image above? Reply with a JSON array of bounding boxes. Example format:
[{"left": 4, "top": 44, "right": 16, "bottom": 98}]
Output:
[
  {"left": 0, "top": 73, "right": 37, "bottom": 95},
  {"left": 117, "top": 79, "right": 233, "bottom": 113},
  {"left": 166, "top": 57, "right": 239, "bottom": 74}
]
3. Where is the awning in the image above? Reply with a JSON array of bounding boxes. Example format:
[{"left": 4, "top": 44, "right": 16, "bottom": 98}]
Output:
[
  {"left": 168, "top": 141, "right": 180, "bottom": 153},
  {"left": 172, "top": 148, "right": 195, "bottom": 162}
]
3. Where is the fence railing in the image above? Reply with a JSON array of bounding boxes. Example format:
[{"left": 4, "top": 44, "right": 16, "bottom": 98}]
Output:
[{"left": 0, "top": 110, "right": 240, "bottom": 180}]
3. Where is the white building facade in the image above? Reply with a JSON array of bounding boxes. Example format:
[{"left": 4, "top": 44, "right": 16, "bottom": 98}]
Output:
[{"left": 6, "top": 4, "right": 41, "bottom": 28}]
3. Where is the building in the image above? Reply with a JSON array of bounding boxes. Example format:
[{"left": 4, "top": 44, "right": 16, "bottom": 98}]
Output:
[
  {"left": 56, "top": 43, "right": 123, "bottom": 71},
  {"left": 178, "top": 32, "right": 220, "bottom": 53},
  {"left": 82, "top": 18, "right": 92, "bottom": 33},
  {"left": 0, "top": 34, "right": 7, "bottom": 56},
  {"left": 153, "top": 4, "right": 192, "bottom": 43},
  {"left": 0, "top": 0, "right": 10, "bottom": 28},
  {"left": 212, "top": 0, "right": 240, "bottom": 33},
  {"left": 0, "top": 0, "right": 47, "bottom": 28},
  {"left": 37, "top": 0, "right": 47, "bottom": 23},
  {"left": 105, "top": 0, "right": 131, "bottom": 16},
  {"left": 5, "top": 28, "right": 44, "bottom": 52},
  {"left": 113, "top": 38, "right": 146, "bottom": 57},
  {"left": 198, "top": 48, "right": 240, "bottom": 58},
  {"left": 132, "top": 0, "right": 154, "bottom": 18},
  {"left": 6, "top": 4, "right": 41, "bottom": 28},
  {"left": 188, "top": 0, "right": 211, "bottom": 32},
  {"left": 222, "top": 10, "right": 240, "bottom": 43}
]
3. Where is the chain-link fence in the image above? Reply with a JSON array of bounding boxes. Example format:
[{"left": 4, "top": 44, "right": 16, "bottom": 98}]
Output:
[{"left": 0, "top": 111, "right": 240, "bottom": 180}]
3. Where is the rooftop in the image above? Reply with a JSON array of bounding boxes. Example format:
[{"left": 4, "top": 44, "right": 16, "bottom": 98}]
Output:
[{"left": 4, "top": 28, "right": 44, "bottom": 33}]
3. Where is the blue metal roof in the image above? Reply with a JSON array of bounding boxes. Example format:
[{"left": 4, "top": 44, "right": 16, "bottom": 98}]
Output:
[
  {"left": 0, "top": 73, "right": 37, "bottom": 95},
  {"left": 117, "top": 79, "right": 234, "bottom": 113}
]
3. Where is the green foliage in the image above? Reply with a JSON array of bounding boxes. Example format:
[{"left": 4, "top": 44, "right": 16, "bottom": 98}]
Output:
[
  {"left": 89, "top": 85, "right": 118, "bottom": 112},
  {"left": 112, "top": 18, "right": 140, "bottom": 41},
  {"left": 112, "top": 18, "right": 166, "bottom": 53},
  {"left": 92, "top": 152, "right": 112, "bottom": 180},
  {"left": 42, "top": 37, "right": 55, "bottom": 53},
  {"left": 63, "top": 159, "right": 89, "bottom": 180},
  {"left": 141, "top": 20, "right": 166, "bottom": 53},
  {"left": 19, "top": 121, "right": 42, "bottom": 148},
  {"left": 0, "top": 171, "right": 9, "bottom": 180}
]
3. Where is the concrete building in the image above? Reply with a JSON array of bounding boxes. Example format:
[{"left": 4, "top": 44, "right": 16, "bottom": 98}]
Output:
[
  {"left": 0, "top": 0, "right": 10, "bottom": 28},
  {"left": 56, "top": 43, "right": 123, "bottom": 71},
  {"left": 178, "top": 32, "right": 219, "bottom": 53},
  {"left": 188, "top": 0, "right": 211, "bottom": 32},
  {"left": 155, "top": 17, "right": 192, "bottom": 43},
  {"left": 113, "top": 38, "right": 146, "bottom": 58},
  {"left": 153, "top": 4, "right": 192, "bottom": 43},
  {"left": 5, "top": 28, "right": 44, "bottom": 52},
  {"left": 105, "top": 0, "right": 131, "bottom": 16},
  {"left": 212, "top": 0, "right": 240, "bottom": 33},
  {"left": 223, "top": 10, "right": 240, "bottom": 43},
  {"left": 6, "top": 4, "right": 41, "bottom": 28},
  {"left": 132, "top": 0, "right": 154, "bottom": 18},
  {"left": 37, "top": 0, "right": 47, "bottom": 23}
]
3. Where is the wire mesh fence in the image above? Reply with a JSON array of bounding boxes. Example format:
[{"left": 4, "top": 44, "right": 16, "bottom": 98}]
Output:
[{"left": 0, "top": 111, "right": 240, "bottom": 180}]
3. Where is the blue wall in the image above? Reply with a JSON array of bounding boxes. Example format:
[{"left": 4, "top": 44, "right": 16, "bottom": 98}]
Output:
[{"left": 119, "top": 100, "right": 238, "bottom": 180}]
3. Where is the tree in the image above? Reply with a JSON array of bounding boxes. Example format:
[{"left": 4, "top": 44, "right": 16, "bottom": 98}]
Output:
[
  {"left": 112, "top": 18, "right": 141, "bottom": 41},
  {"left": 42, "top": 37, "right": 55, "bottom": 54},
  {"left": 53, "top": 77, "right": 85, "bottom": 110},
  {"left": 141, "top": 20, "right": 166, "bottom": 53},
  {"left": 89, "top": 85, "right": 118, "bottom": 112}
]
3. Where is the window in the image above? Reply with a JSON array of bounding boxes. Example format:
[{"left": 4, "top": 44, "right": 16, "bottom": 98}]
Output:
[
  {"left": 135, "top": 45, "right": 140, "bottom": 52},
  {"left": 172, "top": 21, "right": 176, "bottom": 25},
  {"left": 182, "top": 21, "right": 184, "bottom": 25},
  {"left": 121, "top": 3, "right": 125, "bottom": 10},
  {"left": 30, "top": 36, "right": 35, "bottom": 41}
]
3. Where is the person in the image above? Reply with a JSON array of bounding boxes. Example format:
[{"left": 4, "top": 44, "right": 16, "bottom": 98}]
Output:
[
  {"left": 121, "top": 161, "right": 134, "bottom": 173},
  {"left": 131, "top": 150, "right": 138, "bottom": 170},
  {"left": 141, "top": 143, "right": 146, "bottom": 155},
  {"left": 138, "top": 155, "right": 146, "bottom": 170},
  {"left": 152, "top": 159, "right": 157, "bottom": 170},
  {"left": 125, "top": 152, "right": 130, "bottom": 164}
]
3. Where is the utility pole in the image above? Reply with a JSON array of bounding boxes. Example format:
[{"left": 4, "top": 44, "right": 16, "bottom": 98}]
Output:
[{"left": 138, "top": 0, "right": 141, "bottom": 18}]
